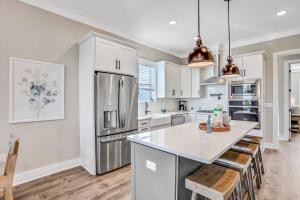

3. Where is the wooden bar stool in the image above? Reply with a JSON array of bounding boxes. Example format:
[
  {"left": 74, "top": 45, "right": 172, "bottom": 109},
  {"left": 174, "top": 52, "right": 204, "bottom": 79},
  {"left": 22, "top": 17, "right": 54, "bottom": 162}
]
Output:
[
  {"left": 230, "top": 141, "right": 262, "bottom": 189},
  {"left": 185, "top": 164, "right": 242, "bottom": 200},
  {"left": 242, "top": 135, "right": 265, "bottom": 175},
  {"left": 215, "top": 151, "right": 255, "bottom": 200}
]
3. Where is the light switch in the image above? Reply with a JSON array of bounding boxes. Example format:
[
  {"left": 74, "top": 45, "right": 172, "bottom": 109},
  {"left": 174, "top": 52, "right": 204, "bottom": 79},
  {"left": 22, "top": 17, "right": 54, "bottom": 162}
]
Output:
[{"left": 146, "top": 160, "right": 156, "bottom": 172}]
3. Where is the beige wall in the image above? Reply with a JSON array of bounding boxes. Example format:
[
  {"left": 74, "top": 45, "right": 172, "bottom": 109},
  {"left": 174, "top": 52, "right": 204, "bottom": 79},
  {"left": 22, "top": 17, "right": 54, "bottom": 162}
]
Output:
[
  {"left": 232, "top": 34, "right": 300, "bottom": 143},
  {"left": 0, "top": 0, "right": 181, "bottom": 173}
]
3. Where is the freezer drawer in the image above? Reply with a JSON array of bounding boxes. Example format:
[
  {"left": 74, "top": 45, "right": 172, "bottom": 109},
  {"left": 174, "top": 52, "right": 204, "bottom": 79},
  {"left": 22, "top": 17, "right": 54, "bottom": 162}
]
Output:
[{"left": 96, "top": 131, "right": 137, "bottom": 174}]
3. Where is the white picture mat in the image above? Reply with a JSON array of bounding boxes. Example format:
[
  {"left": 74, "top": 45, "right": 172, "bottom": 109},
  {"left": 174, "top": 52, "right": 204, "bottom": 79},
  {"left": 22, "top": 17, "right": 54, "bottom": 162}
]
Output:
[{"left": 9, "top": 57, "right": 65, "bottom": 123}]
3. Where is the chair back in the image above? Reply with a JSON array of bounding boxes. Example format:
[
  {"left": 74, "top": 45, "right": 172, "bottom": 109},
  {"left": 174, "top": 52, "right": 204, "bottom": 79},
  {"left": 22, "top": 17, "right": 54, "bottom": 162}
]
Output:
[{"left": 4, "top": 134, "right": 20, "bottom": 185}]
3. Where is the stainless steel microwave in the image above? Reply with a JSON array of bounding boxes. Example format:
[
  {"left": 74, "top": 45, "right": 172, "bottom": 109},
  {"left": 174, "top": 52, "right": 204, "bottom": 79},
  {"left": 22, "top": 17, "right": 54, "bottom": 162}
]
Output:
[{"left": 229, "top": 80, "right": 261, "bottom": 100}]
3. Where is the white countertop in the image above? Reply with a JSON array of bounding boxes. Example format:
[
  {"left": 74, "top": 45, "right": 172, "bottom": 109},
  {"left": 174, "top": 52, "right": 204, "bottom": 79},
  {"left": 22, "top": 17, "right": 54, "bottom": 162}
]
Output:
[{"left": 128, "top": 120, "right": 258, "bottom": 164}]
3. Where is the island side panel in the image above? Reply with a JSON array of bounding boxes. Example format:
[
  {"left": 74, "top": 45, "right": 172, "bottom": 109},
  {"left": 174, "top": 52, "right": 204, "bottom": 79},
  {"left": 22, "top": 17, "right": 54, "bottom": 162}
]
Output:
[
  {"left": 176, "top": 156, "right": 203, "bottom": 200},
  {"left": 131, "top": 142, "right": 177, "bottom": 200}
]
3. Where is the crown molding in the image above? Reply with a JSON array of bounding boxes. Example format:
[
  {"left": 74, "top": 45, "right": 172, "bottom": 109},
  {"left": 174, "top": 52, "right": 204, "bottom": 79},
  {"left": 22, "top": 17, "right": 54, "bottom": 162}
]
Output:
[
  {"left": 19, "top": 0, "right": 300, "bottom": 59},
  {"left": 231, "top": 26, "right": 300, "bottom": 48},
  {"left": 19, "top": 0, "right": 181, "bottom": 58}
]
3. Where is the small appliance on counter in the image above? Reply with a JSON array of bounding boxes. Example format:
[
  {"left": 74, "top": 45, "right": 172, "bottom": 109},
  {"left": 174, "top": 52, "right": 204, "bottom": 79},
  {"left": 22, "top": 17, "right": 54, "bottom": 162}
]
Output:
[{"left": 179, "top": 100, "right": 187, "bottom": 111}]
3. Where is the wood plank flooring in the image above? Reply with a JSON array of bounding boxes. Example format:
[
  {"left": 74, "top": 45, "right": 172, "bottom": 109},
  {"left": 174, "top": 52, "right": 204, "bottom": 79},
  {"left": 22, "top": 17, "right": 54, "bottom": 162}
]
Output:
[{"left": 5, "top": 134, "right": 300, "bottom": 200}]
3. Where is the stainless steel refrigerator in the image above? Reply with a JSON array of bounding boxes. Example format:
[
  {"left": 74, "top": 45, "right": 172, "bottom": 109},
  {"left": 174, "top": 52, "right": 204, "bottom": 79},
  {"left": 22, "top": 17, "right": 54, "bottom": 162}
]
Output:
[{"left": 95, "top": 72, "right": 138, "bottom": 174}]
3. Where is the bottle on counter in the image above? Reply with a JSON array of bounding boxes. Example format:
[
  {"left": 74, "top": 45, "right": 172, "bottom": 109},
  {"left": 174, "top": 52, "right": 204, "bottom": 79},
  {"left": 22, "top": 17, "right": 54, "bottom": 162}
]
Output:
[{"left": 206, "top": 114, "right": 212, "bottom": 134}]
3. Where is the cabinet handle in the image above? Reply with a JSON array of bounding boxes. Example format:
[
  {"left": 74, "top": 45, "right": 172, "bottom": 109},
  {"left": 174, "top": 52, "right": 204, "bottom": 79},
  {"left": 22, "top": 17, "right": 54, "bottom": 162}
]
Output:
[
  {"left": 115, "top": 60, "right": 118, "bottom": 69},
  {"left": 172, "top": 90, "right": 175, "bottom": 96},
  {"left": 181, "top": 90, "right": 183, "bottom": 96},
  {"left": 118, "top": 60, "right": 121, "bottom": 70},
  {"left": 198, "top": 90, "right": 200, "bottom": 96}
]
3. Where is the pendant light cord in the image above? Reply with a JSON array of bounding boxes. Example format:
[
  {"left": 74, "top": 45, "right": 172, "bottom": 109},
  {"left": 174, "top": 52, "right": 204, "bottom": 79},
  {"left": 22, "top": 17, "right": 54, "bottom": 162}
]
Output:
[
  {"left": 227, "top": 0, "right": 231, "bottom": 57},
  {"left": 198, "top": 0, "right": 200, "bottom": 37}
]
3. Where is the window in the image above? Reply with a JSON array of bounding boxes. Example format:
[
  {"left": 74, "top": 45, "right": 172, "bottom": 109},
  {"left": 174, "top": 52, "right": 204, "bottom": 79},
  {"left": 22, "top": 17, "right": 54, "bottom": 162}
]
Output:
[{"left": 138, "top": 59, "right": 156, "bottom": 102}]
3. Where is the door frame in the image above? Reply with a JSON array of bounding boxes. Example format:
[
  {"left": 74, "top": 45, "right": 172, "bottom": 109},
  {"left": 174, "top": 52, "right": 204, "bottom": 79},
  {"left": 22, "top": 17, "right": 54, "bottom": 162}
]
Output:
[
  {"left": 281, "top": 59, "right": 300, "bottom": 141},
  {"left": 273, "top": 48, "right": 300, "bottom": 147}
]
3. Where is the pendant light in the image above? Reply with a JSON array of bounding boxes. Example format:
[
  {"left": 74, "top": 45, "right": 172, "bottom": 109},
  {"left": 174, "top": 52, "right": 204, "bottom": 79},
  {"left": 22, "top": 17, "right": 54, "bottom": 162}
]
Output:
[
  {"left": 222, "top": 0, "right": 240, "bottom": 77},
  {"left": 187, "top": 0, "right": 214, "bottom": 67}
]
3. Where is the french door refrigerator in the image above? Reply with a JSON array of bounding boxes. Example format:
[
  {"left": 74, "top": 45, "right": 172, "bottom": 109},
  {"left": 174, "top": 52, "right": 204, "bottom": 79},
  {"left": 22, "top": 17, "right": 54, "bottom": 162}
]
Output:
[{"left": 95, "top": 72, "right": 138, "bottom": 174}]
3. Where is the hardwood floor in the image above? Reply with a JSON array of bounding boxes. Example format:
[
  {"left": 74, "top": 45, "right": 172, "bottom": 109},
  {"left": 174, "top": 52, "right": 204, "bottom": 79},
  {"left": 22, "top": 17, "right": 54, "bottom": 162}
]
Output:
[{"left": 6, "top": 134, "right": 300, "bottom": 200}]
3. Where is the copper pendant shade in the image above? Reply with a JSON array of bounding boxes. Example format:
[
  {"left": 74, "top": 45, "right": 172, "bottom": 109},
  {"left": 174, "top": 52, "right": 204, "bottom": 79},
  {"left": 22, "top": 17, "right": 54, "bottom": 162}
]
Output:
[
  {"left": 222, "top": 0, "right": 240, "bottom": 77},
  {"left": 187, "top": 0, "right": 214, "bottom": 67},
  {"left": 222, "top": 56, "right": 240, "bottom": 76}
]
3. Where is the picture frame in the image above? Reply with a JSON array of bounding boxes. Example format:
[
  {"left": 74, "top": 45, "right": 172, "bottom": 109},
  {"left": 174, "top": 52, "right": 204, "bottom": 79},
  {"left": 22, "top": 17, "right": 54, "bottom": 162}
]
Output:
[{"left": 9, "top": 57, "right": 65, "bottom": 123}]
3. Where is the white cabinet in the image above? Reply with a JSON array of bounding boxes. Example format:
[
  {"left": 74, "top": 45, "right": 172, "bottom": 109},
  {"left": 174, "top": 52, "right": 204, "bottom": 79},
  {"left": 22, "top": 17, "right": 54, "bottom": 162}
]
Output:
[
  {"left": 186, "top": 113, "right": 196, "bottom": 122},
  {"left": 157, "top": 61, "right": 181, "bottom": 98},
  {"left": 243, "top": 54, "right": 263, "bottom": 79},
  {"left": 118, "top": 45, "right": 138, "bottom": 76},
  {"left": 233, "top": 53, "right": 263, "bottom": 80},
  {"left": 94, "top": 37, "right": 138, "bottom": 77},
  {"left": 180, "top": 67, "right": 192, "bottom": 98},
  {"left": 95, "top": 39, "right": 118, "bottom": 73},
  {"left": 191, "top": 68, "right": 201, "bottom": 98}
]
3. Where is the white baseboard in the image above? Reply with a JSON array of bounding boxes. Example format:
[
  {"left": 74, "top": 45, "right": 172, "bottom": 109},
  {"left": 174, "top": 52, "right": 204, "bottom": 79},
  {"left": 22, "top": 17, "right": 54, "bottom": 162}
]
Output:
[
  {"left": 263, "top": 142, "right": 279, "bottom": 150},
  {"left": 278, "top": 134, "right": 289, "bottom": 141},
  {"left": 13, "top": 158, "right": 81, "bottom": 186}
]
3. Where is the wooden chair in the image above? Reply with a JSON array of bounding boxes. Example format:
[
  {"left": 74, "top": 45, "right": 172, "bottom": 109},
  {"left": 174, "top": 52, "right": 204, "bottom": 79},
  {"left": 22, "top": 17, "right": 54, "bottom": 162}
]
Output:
[{"left": 0, "top": 136, "right": 20, "bottom": 200}]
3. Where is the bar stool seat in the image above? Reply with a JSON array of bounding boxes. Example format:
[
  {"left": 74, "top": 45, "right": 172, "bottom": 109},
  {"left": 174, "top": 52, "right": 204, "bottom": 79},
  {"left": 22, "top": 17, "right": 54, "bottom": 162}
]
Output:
[
  {"left": 185, "top": 164, "right": 241, "bottom": 200},
  {"left": 231, "top": 141, "right": 258, "bottom": 158},
  {"left": 215, "top": 151, "right": 255, "bottom": 200},
  {"left": 242, "top": 135, "right": 263, "bottom": 144}
]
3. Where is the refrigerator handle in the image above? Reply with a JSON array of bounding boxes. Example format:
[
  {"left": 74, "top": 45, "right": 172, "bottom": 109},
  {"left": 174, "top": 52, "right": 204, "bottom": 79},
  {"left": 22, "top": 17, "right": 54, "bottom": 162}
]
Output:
[{"left": 118, "top": 79, "right": 125, "bottom": 128}]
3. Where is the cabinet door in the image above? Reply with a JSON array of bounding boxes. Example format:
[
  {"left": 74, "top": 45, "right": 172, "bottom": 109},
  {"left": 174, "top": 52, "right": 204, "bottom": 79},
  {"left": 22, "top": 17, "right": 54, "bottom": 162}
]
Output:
[
  {"left": 243, "top": 54, "right": 263, "bottom": 79},
  {"left": 180, "top": 67, "right": 192, "bottom": 98},
  {"left": 95, "top": 38, "right": 118, "bottom": 72},
  {"left": 191, "top": 68, "right": 201, "bottom": 98},
  {"left": 118, "top": 45, "right": 138, "bottom": 77},
  {"left": 165, "top": 64, "right": 181, "bottom": 98}
]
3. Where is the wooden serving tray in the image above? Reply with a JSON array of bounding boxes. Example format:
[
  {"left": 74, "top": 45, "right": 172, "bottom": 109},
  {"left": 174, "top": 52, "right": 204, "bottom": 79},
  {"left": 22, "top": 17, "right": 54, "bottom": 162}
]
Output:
[{"left": 199, "top": 123, "right": 230, "bottom": 132}]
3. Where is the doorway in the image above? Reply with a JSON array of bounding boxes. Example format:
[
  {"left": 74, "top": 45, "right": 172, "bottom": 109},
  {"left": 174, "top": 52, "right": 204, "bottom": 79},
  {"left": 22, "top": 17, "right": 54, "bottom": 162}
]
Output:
[{"left": 278, "top": 55, "right": 300, "bottom": 142}]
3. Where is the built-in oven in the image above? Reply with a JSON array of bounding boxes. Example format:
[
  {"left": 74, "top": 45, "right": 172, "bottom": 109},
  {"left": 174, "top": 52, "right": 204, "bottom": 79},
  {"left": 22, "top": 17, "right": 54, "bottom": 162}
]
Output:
[
  {"left": 229, "top": 80, "right": 261, "bottom": 100},
  {"left": 228, "top": 100, "right": 260, "bottom": 129}
]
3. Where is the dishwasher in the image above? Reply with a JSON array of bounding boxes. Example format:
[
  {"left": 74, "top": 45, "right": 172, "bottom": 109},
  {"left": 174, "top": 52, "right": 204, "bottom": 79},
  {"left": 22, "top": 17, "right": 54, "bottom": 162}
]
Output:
[{"left": 171, "top": 114, "right": 186, "bottom": 126}]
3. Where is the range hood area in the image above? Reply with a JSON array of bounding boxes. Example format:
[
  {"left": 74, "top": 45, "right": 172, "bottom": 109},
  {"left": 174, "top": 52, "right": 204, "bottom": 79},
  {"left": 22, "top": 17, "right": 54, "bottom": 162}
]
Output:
[{"left": 198, "top": 54, "right": 226, "bottom": 86}]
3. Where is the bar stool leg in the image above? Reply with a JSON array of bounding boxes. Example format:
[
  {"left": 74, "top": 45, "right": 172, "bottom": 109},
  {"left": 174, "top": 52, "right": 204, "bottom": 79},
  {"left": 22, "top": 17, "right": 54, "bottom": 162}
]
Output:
[
  {"left": 247, "top": 167, "right": 256, "bottom": 200},
  {"left": 243, "top": 171, "right": 251, "bottom": 200},
  {"left": 191, "top": 192, "right": 197, "bottom": 200},
  {"left": 258, "top": 147, "right": 265, "bottom": 174},
  {"left": 252, "top": 158, "right": 261, "bottom": 189},
  {"left": 255, "top": 155, "right": 262, "bottom": 185}
]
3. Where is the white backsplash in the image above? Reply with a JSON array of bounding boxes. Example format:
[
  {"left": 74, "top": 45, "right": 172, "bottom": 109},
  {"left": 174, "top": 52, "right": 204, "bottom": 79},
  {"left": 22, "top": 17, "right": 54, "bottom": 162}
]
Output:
[
  {"left": 184, "top": 85, "right": 228, "bottom": 111},
  {"left": 138, "top": 98, "right": 178, "bottom": 116},
  {"left": 138, "top": 85, "right": 228, "bottom": 116}
]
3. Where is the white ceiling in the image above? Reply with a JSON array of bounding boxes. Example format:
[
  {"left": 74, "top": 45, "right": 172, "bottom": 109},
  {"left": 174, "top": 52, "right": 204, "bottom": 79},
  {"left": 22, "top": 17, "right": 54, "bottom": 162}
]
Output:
[{"left": 22, "top": 0, "right": 300, "bottom": 58}]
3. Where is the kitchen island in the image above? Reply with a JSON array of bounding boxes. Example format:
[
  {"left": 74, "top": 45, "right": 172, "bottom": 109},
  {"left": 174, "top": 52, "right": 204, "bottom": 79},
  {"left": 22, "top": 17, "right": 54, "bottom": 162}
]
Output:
[{"left": 128, "top": 120, "right": 258, "bottom": 200}]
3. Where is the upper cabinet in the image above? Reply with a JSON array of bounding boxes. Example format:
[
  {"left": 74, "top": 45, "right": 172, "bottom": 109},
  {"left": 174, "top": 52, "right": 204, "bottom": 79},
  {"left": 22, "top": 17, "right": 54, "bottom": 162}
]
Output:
[
  {"left": 233, "top": 53, "right": 264, "bottom": 80},
  {"left": 180, "top": 66, "right": 192, "bottom": 98},
  {"left": 191, "top": 68, "right": 201, "bottom": 98},
  {"left": 157, "top": 61, "right": 181, "bottom": 98},
  {"left": 80, "top": 33, "right": 138, "bottom": 77}
]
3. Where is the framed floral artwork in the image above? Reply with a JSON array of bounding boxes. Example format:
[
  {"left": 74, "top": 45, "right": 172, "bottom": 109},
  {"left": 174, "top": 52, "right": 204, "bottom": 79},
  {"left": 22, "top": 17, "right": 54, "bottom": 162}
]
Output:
[{"left": 9, "top": 57, "right": 65, "bottom": 123}]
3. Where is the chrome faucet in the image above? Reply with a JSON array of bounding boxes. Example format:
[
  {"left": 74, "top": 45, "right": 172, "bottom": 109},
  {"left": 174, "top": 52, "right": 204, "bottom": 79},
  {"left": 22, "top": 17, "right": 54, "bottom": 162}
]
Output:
[{"left": 145, "top": 101, "right": 151, "bottom": 115}]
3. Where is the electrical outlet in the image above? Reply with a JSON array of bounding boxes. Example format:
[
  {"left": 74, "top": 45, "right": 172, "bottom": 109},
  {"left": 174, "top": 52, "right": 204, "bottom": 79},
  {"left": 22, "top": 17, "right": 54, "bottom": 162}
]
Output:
[
  {"left": 0, "top": 153, "right": 6, "bottom": 163},
  {"left": 146, "top": 160, "right": 156, "bottom": 172}
]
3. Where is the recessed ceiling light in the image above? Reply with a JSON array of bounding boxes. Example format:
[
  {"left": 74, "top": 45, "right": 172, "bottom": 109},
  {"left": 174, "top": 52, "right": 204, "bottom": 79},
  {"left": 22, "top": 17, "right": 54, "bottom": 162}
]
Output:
[
  {"left": 169, "top": 20, "right": 177, "bottom": 25},
  {"left": 276, "top": 10, "right": 287, "bottom": 16}
]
